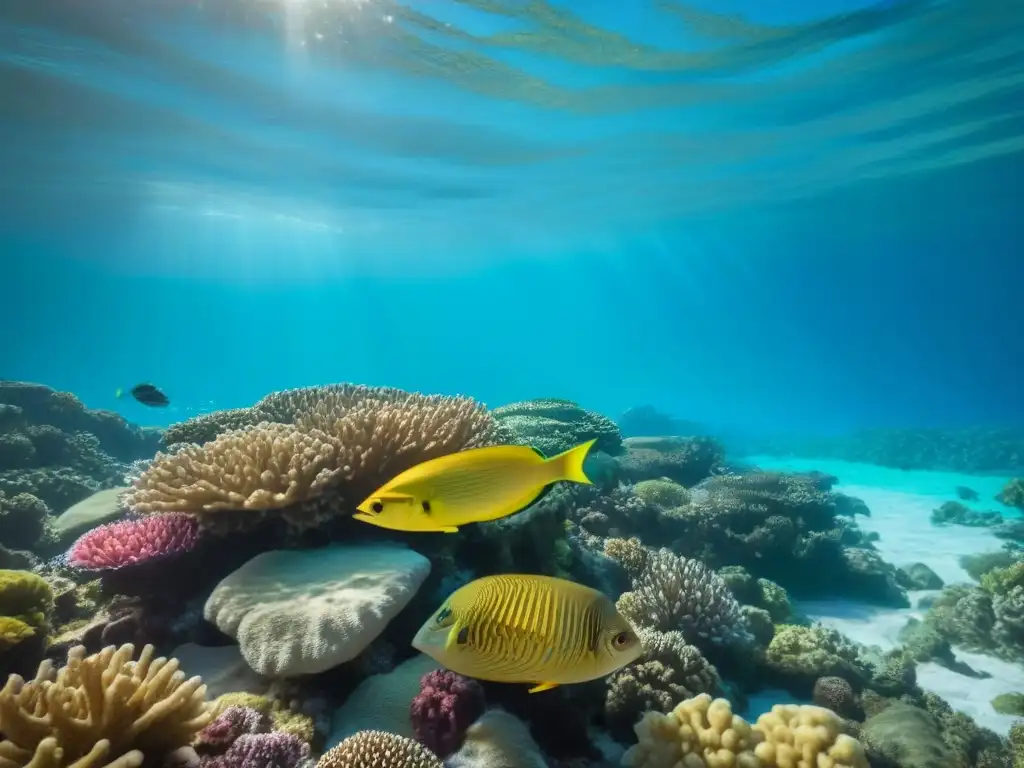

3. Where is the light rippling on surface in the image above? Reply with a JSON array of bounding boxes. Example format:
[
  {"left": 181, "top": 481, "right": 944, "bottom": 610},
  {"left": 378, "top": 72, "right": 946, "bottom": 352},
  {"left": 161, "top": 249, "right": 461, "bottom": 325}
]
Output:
[{"left": 0, "top": 0, "right": 1021, "bottom": 253}]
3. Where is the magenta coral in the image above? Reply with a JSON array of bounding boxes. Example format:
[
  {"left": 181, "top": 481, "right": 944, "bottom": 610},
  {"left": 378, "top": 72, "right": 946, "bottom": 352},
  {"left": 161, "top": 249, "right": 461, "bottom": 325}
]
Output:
[
  {"left": 65, "top": 512, "right": 200, "bottom": 571},
  {"left": 202, "top": 732, "right": 310, "bottom": 768},
  {"left": 410, "top": 669, "right": 485, "bottom": 758}
]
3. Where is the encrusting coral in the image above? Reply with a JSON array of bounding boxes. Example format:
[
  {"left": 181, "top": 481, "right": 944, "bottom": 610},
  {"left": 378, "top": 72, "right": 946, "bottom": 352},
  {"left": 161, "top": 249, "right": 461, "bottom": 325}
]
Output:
[
  {"left": 124, "top": 385, "right": 503, "bottom": 532},
  {"left": 0, "top": 643, "right": 212, "bottom": 768},
  {"left": 622, "top": 693, "right": 869, "bottom": 768}
]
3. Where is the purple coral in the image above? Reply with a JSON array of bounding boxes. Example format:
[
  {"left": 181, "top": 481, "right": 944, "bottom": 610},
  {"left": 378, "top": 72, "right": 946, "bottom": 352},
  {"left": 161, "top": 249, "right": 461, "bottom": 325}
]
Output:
[
  {"left": 195, "top": 707, "right": 269, "bottom": 754},
  {"left": 410, "top": 669, "right": 486, "bottom": 758},
  {"left": 202, "top": 733, "right": 310, "bottom": 768}
]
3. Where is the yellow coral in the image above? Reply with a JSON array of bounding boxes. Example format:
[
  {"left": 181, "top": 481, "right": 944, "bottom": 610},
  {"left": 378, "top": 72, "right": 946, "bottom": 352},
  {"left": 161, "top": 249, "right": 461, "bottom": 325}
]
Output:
[
  {"left": 604, "top": 537, "right": 649, "bottom": 579},
  {"left": 0, "top": 644, "right": 213, "bottom": 768},
  {"left": 620, "top": 694, "right": 868, "bottom": 768},
  {"left": 209, "top": 692, "right": 274, "bottom": 717},
  {"left": 753, "top": 704, "right": 868, "bottom": 768}
]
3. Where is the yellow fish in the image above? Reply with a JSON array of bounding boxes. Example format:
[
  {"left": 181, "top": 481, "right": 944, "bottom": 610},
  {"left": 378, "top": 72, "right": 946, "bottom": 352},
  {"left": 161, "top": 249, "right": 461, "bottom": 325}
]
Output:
[
  {"left": 353, "top": 439, "right": 596, "bottom": 533},
  {"left": 412, "top": 573, "right": 643, "bottom": 693}
]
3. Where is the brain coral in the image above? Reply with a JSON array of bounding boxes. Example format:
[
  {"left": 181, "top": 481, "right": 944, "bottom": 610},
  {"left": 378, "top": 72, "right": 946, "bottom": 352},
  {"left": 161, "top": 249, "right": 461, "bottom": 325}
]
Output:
[
  {"left": 318, "top": 730, "right": 443, "bottom": 768},
  {"left": 203, "top": 544, "right": 431, "bottom": 677},
  {"left": 127, "top": 385, "right": 501, "bottom": 532}
]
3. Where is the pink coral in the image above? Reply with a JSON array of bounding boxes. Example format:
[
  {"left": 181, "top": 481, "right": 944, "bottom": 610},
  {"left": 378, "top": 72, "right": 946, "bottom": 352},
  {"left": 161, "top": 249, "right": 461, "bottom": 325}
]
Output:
[
  {"left": 65, "top": 511, "right": 200, "bottom": 571},
  {"left": 410, "top": 669, "right": 485, "bottom": 758}
]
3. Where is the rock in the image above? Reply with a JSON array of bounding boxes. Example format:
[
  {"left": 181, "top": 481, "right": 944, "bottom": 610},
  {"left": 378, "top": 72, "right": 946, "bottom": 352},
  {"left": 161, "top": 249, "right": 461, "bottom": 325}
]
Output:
[
  {"left": 170, "top": 642, "right": 270, "bottom": 700},
  {"left": 204, "top": 544, "right": 431, "bottom": 677},
  {"left": 840, "top": 547, "right": 910, "bottom": 607},
  {"left": 955, "top": 486, "right": 980, "bottom": 501},
  {"left": 326, "top": 653, "right": 440, "bottom": 748},
  {"left": 861, "top": 703, "right": 955, "bottom": 768},
  {"left": 899, "top": 563, "right": 944, "bottom": 591},
  {"left": 53, "top": 486, "right": 128, "bottom": 538}
]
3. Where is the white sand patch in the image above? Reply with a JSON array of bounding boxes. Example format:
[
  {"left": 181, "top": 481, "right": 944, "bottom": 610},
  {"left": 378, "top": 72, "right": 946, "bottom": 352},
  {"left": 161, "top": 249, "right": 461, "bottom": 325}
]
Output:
[{"left": 741, "top": 455, "right": 1022, "bottom": 735}]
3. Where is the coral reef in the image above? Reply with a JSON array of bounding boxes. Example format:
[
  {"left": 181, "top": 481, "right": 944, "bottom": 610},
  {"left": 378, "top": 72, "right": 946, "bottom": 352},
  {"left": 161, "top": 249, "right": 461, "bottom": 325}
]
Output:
[
  {"left": 0, "top": 382, "right": 160, "bottom": 524},
  {"left": 1, "top": 378, "right": 1013, "bottom": 768}
]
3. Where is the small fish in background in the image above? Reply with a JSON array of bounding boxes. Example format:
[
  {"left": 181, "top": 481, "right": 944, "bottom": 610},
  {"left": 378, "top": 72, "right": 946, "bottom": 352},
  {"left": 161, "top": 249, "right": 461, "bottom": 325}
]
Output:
[
  {"left": 354, "top": 439, "right": 596, "bottom": 533},
  {"left": 115, "top": 383, "right": 170, "bottom": 407},
  {"left": 412, "top": 573, "right": 644, "bottom": 693}
]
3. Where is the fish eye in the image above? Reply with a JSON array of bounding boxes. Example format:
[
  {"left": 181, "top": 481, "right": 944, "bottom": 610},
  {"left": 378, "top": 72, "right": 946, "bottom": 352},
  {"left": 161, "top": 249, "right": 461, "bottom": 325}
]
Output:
[
  {"left": 422, "top": 500, "right": 431, "bottom": 512},
  {"left": 435, "top": 606, "right": 453, "bottom": 626},
  {"left": 612, "top": 631, "right": 632, "bottom": 649},
  {"left": 371, "top": 501, "right": 384, "bottom": 513}
]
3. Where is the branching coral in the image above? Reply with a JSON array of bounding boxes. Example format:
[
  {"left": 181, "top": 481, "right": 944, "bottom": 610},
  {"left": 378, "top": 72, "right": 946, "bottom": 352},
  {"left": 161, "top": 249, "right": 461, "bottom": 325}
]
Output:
[
  {"left": 125, "top": 386, "right": 502, "bottom": 532},
  {"left": 605, "top": 628, "right": 720, "bottom": 738},
  {"left": 616, "top": 549, "right": 748, "bottom": 648},
  {"left": 0, "top": 643, "right": 212, "bottom": 767}
]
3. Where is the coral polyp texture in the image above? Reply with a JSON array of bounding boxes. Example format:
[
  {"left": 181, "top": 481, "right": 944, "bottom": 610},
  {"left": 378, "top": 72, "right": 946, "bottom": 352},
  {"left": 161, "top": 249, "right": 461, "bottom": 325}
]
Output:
[
  {"left": 123, "top": 384, "right": 502, "bottom": 531},
  {"left": 410, "top": 669, "right": 486, "bottom": 758},
  {"left": 622, "top": 693, "right": 869, "bottom": 768},
  {"left": 616, "top": 548, "right": 748, "bottom": 647},
  {"left": 317, "top": 730, "right": 444, "bottom": 768},
  {"left": 65, "top": 512, "right": 200, "bottom": 572},
  {"left": 0, "top": 643, "right": 212, "bottom": 768}
]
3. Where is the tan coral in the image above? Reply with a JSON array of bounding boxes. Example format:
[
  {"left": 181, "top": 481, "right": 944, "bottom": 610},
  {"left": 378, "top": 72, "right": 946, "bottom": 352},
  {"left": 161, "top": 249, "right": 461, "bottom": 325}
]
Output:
[
  {"left": 0, "top": 644, "right": 212, "bottom": 768},
  {"left": 317, "top": 730, "right": 443, "bottom": 767},
  {"left": 125, "top": 423, "right": 343, "bottom": 513},
  {"left": 127, "top": 386, "right": 501, "bottom": 531},
  {"left": 620, "top": 694, "right": 869, "bottom": 768},
  {"left": 752, "top": 704, "right": 869, "bottom": 768},
  {"left": 604, "top": 537, "right": 650, "bottom": 579}
]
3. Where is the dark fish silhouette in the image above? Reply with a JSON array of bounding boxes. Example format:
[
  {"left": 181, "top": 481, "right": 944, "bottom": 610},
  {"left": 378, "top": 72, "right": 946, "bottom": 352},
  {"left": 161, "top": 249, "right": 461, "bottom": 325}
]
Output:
[{"left": 115, "top": 383, "right": 170, "bottom": 407}]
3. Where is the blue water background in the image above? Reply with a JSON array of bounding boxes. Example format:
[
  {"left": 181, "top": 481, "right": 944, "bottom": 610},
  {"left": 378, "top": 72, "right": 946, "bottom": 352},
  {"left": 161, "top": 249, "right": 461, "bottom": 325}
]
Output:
[{"left": 2, "top": 0, "right": 1022, "bottom": 433}]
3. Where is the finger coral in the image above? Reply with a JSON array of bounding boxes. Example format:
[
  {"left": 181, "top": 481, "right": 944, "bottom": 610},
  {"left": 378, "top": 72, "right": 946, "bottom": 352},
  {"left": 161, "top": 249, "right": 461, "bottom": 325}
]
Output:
[
  {"left": 621, "top": 693, "right": 870, "bottom": 768},
  {"left": 318, "top": 730, "right": 443, "bottom": 768},
  {"left": 64, "top": 513, "right": 200, "bottom": 572},
  {"left": 0, "top": 643, "right": 212, "bottom": 768},
  {"left": 127, "top": 386, "right": 501, "bottom": 532}
]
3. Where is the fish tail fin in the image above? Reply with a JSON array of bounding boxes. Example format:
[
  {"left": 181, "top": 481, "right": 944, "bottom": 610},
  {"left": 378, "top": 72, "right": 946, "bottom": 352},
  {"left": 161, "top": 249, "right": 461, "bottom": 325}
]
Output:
[
  {"left": 548, "top": 438, "right": 596, "bottom": 485},
  {"left": 114, "top": 388, "right": 123, "bottom": 399}
]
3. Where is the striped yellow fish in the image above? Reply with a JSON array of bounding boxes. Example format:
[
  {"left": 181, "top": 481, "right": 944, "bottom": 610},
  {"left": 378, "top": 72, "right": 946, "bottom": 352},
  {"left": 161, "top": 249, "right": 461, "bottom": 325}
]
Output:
[
  {"left": 353, "top": 439, "right": 596, "bottom": 534},
  {"left": 411, "top": 573, "right": 643, "bottom": 693}
]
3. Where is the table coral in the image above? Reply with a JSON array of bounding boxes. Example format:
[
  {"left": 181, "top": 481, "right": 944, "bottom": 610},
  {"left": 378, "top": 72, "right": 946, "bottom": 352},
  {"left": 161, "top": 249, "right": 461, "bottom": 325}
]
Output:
[
  {"left": 126, "top": 385, "right": 502, "bottom": 533},
  {"left": 0, "top": 643, "right": 212, "bottom": 767}
]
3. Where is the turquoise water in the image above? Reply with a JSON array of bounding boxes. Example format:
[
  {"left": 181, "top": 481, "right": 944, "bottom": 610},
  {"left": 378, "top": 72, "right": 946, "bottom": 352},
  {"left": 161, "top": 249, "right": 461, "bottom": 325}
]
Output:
[{"left": 3, "top": 0, "right": 1022, "bottom": 437}]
